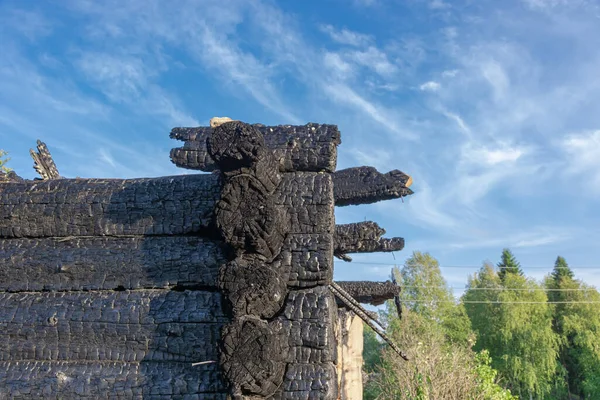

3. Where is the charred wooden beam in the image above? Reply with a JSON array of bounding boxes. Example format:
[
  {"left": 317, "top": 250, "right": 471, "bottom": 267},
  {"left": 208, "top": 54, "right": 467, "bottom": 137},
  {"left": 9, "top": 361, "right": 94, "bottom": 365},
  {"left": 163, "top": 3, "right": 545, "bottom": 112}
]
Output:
[
  {"left": 0, "top": 290, "right": 227, "bottom": 363},
  {"left": 336, "top": 280, "right": 400, "bottom": 306},
  {"left": 334, "top": 221, "right": 404, "bottom": 262},
  {"left": 0, "top": 236, "right": 226, "bottom": 292},
  {"left": 30, "top": 140, "right": 60, "bottom": 180},
  {"left": 170, "top": 123, "right": 341, "bottom": 173},
  {"left": 0, "top": 171, "right": 23, "bottom": 183},
  {"left": 333, "top": 166, "right": 413, "bottom": 206},
  {"left": 0, "top": 361, "right": 226, "bottom": 397},
  {"left": 0, "top": 174, "right": 221, "bottom": 238}
]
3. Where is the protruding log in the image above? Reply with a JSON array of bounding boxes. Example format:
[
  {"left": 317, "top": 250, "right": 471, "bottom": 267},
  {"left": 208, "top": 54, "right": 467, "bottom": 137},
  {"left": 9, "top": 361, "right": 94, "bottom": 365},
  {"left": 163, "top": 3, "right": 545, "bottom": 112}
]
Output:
[
  {"left": 336, "top": 280, "right": 400, "bottom": 306},
  {"left": 333, "top": 166, "right": 413, "bottom": 206},
  {"left": 334, "top": 221, "right": 404, "bottom": 261},
  {"left": 0, "top": 174, "right": 221, "bottom": 238},
  {"left": 30, "top": 140, "right": 60, "bottom": 180},
  {"left": 220, "top": 317, "right": 289, "bottom": 398},
  {"left": 170, "top": 123, "right": 341, "bottom": 173},
  {"left": 0, "top": 236, "right": 226, "bottom": 292}
]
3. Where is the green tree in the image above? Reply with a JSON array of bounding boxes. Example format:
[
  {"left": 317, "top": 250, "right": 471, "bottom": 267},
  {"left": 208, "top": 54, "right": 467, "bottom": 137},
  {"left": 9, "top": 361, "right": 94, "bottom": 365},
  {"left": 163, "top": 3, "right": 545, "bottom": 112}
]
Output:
[
  {"left": 365, "top": 252, "right": 513, "bottom": 399},
  {"left": 465, "top": 264, "right": 561, "bottom": 398},
  {"left": 0, "top": 150, "right": 11, "bottom": 173},
  {"left": 497, "top": 248, "right": 523, "bottom": 282},
  {"left": 546, "top": 259, "right": 600, "bottom": 398}
]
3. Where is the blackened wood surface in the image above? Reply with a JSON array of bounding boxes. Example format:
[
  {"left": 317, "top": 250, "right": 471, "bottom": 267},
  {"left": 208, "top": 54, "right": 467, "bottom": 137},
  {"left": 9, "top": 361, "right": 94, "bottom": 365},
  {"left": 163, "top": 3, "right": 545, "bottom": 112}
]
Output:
[
  {"left": 0, "top": 171, "right": 23, "bottom": 183},
  {"left": 0, "top": 290, "right": 227, "bottom": 363},
  {"left": 170, "top": 123, "right": 341, "bottom": 173},
  {"left": 334, "top": 221, "right": 404, "bottom": 261},
  {"left": 0, "top": 174, "right": 221, "bottom": 238},
  {"left": 0, "top": 236, "right": 225, "bottom": 292},
  {"left": 30, "top": 140, "right": 60, "bottom": 180},
  {"left": 285, "top": 233, "right": 333, "bottom": 287},
  {"left": 336, "top": 280, "right": 400, "bottom": 306},
  {"left": 333, "top": 166, "right": 413, "bottom": 206},
  {"left": 0, "top": 361, "right": 226, "bottom": 398},
  {"left": 277, "top": 286, "right": 338, "bottom": 399}
]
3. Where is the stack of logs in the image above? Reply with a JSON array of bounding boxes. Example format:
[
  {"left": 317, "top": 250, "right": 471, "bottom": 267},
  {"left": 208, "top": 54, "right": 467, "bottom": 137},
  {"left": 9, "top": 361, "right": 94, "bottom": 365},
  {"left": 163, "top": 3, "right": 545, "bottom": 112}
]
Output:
[{"left": 0, "top": 120, "right": 412, "bottom": 399}]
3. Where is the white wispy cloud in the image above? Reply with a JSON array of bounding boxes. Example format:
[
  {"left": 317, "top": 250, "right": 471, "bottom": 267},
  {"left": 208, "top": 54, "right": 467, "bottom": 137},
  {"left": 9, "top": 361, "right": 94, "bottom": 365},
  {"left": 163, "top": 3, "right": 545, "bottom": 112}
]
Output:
[
  {"left": 420, "top": 81, "right": 441, "bottom": 92},
  {"left": 320, "top": 24, "right": 372, "bottom": 47}
]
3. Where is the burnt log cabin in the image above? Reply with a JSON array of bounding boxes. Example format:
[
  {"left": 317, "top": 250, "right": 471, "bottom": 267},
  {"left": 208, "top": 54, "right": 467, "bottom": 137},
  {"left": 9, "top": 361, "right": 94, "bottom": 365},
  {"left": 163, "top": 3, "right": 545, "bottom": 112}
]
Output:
[{"left": 0, "top": 120, "right": 413, "bottom": 399}]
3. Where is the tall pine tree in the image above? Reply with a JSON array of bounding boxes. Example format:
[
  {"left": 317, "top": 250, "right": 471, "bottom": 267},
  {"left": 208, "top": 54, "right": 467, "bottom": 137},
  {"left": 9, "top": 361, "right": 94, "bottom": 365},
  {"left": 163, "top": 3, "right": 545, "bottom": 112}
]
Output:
[{"left": 497, "top": 248, "right": 523, "bottom": 282}]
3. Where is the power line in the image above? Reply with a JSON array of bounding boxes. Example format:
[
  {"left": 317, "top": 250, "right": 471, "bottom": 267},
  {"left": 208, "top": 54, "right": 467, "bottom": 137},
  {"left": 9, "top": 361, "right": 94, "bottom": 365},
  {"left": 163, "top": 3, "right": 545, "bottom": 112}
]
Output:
[
  {"left": 402, "top": 285, "right": 599, "bottom": 292},
  {"left": 402, "top": 300, "right": 600, "bottom": 304},
  {"left": 340, "top": 261, "right": 600, "bottom": 270}
]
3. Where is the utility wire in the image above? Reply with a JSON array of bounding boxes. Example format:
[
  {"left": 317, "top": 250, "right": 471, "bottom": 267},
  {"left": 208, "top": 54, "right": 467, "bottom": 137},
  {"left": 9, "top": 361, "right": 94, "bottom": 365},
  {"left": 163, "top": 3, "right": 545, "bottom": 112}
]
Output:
[
  {"left": 401, "top": 285, "right": 599, "bottom": 292},
  {"left": 340, "top": 261, "right": 600, "bottom": 269},
  {"left": 401, "top": 300, "right": 600, "bottom": 304}
]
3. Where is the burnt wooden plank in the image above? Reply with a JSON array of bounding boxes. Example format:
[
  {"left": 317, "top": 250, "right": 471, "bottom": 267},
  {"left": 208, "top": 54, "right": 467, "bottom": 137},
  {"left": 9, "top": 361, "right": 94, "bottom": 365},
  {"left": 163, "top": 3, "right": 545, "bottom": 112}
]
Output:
[
  {"left": 285, "top": 234, "right": 333, "bottom": 288},
  {"left": 170, "top": 123, "right": 341, "bottom": 173},
  {"left": 0, "top": 174, "right": 221, "bottom": 238},
  {"left": 333, "top": 166, "right": 413, "bottom": 206},
  {"left": 281, "top": 363, "right": 338, "bottom": 400},
  {"left": 336, "top": 280, "right": 400, "bottom": 306},
  {"left": 334, "top": 221, "right": 404, "bottom": 262},
  {"left": 277, "top": 286, "right": 338, "bottom": 366},
  {"left": 0, "top": 361, "right": 226, "bottom": 398},
  {"left": 0, "top": 236, "right": 225, "bottom": 292},
  {"left": 275, "top": 172, "right": 334, "bottom": 235},
  {"left": 0, "top": 290, "right": 227, "bottom": 363}
]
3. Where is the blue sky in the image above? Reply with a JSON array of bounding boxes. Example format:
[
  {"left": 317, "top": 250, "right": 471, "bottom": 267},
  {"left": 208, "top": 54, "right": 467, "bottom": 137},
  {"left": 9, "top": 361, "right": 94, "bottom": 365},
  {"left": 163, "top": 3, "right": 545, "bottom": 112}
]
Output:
[{"left": 2, "top": 0, "right": 600, "bottom": 293}]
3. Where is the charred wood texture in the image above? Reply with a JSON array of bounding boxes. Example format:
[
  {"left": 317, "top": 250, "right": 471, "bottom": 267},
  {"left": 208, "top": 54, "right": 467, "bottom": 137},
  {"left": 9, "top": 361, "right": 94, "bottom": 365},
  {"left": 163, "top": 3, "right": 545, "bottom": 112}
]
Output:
[
  {"left": 0, "top": 361, "right": 226, "bottom": 398},
  {"left": 333, "top": 166, "right": 413, "bottom": 206},
  {"left": 334, "top": 221, "right": 404, "bottom": 261},
  {"left": 0, "top": 290, "right": 228, "bottom": 396},
  {"left": 30, "top": 140, "right": 60, "bottom": 180},
  {"left": 170, "top": 123, "right": 341, "bottom": 173},
  {"left": 0, "top": 236, "right": 225, "bottom": 292},
  {"left": 0, "top": 171, "right": 23, "bottom": 183},
  {"left": 209, "top": 121, "right": 291, "bottom": 398},
  {"left": 0, "top": 174, "right": 221, "bottom": 238},
  {"left": 336, "top": 280, "right": 400, "bottom": 306}
]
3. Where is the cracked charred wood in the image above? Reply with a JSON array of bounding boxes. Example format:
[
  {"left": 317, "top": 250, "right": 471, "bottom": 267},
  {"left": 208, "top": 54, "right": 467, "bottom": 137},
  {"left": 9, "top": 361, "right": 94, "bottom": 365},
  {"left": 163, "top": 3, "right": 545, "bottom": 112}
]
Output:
[
  {"left": 0, "top": 174, "right": 221, "bottom": 238},
  {"left": 0, "top": 171, "right": 23, "bottom": 183},
  {"left": 0, "top": 236, "right": 226, "bottom": 292},
  {"left": 219, "top": 255, "right": 289, "bottom": 319},
  {"left": 30, "top": 140, "right": 61, "bottom": 180},
  {"left": 220, "top": 316, "right": 289, "bottom": 398},
  {"left": 336, "top": 280, "right": 400, "bottom": 306},
  {"left": 333, "top": 166, "right": 413, "bottom": 206},
  {"left": 284, "top": 233, "right": 333, "bottom": 287},
  {"left": 0, "top": 361, "right": 226, "bottom": 397},
  {"left": 170, "top": 123, "right": 341, "bottom": 173},
  {"left": 334, "top": 221, "right": 404, "bottom": 261},
  {"left": 209, "top": 121, "right": 292, "bottom": 398},
  {"left": 0, "top": 290, "right": 227, "bottom": 363}
]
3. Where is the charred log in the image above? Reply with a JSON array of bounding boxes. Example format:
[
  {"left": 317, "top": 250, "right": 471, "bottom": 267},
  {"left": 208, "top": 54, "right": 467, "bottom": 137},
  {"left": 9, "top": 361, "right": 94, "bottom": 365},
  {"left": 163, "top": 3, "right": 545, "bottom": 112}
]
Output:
[
  {"left": 336, "top": 280, "right": 400, "bottom": 306},
  {"left": 0, "top": 171, "right": 23, "bottom": 183},
  {"left": 334, "top": 221, "right": 404, "bottom": 261},
  {"left": 0, "top": 236, "right": 226, "bottom": 292},
  {"left": 170, "top": 123, "right": 341, "bottom": 173},
  {"left": 30, "top": 140, "right": 61, "bottom": 180},
  {"left": 0, "top": 174, "right": 221, "bottom": 238},
  {"left": 333, "top": 166, "right": 413, "bottom": 206}
]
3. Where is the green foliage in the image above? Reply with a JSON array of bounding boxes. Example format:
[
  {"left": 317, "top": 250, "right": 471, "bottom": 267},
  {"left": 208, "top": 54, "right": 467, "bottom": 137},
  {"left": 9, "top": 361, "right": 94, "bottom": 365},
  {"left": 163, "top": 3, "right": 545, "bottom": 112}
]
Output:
[
  {"left": 465, "top": 264, "right": 561, "bottom": 398},
  {"left": 546, "top": 261, "right": 600, "bottom": 398},
  {"left": 0, "top": 149, "right": 11, "bottom": 173},
  {"left": 497, "top": 248, "right": 523, "bottom": 282},
  {"left": 473, "top": 350, "right": 518, "bottom": 400},
  {"left": 551, "top": 256, "right": 574, "bottom": 284}
]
